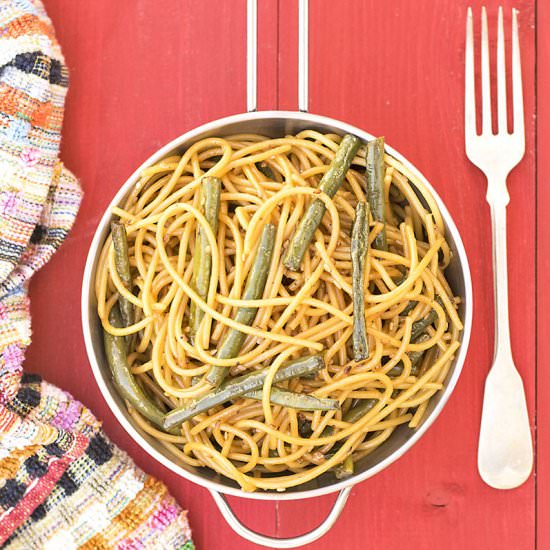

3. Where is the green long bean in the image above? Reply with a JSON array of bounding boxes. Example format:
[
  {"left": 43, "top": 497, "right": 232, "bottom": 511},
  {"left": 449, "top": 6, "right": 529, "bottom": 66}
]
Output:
[
  {"left": 256, "top": 161, "right": 276, "bottom": 180},
  {"left": 323, "top": 399, "right": 376, "bottom": 462},
  {"left": 386, "top": 297, "right": 445, "bottom": 377},
  {"left": 410, "top": 297, "right": 444, "bottom": 341},
  {"left": 343, "top": 398, "right": 376, "bottom": 424},
  {"left": 366, "top": 137, "right": 387, "bottom": 251},
  {"left": 351, "top": 201, "right": 369, "bottom": 362},
  {"left": 283, "top": 134, "right": 361, "bottom": 271},
  {"left": 111, "top": 221, "right": 134, "bottom": 328},
  {"left": 189, "top": 177, "right": 221, "bottom": 341},
  {"left": 104, "top": 305, "right": 176, "bottom": 433},
  {"left": 206, "top": 223, "right": 276, "bottom": 387},
  {"left": 244, "top": 387, "right": 339, "bottom": 411},
  {"left": 334, "top": 455, "right": 354, "bottom": 479},
  {"left": 386, "top": 334, "right": 431, "bottom": 377},
  {"left": 165, "top": 354, "right": 326, "bottom": 429},
  {"left": 325, "top": 400, "right": 377, "bottom": 465}
]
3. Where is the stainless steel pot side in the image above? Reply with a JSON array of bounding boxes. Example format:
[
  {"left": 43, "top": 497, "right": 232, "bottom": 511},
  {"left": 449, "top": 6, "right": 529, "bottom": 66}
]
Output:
[{"left": 81, "top": 2, "right": 472, "bottom": 548}]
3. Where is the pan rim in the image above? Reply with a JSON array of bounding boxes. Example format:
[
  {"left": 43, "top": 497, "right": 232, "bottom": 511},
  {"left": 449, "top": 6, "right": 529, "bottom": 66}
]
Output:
[{"left": 81, "top": 110, "right": 473, "bottom": 501}]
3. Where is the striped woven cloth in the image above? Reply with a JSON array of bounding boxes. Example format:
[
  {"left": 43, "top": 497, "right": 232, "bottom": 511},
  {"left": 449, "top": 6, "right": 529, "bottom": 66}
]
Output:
[{"left": 0, "top": 1, "right": 194, "bottom": 548}]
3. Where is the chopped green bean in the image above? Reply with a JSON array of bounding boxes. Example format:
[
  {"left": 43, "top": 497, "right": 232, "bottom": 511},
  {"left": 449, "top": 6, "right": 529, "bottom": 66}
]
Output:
[
  {"left": 343, "top": 399, "right": 376, "bottom": 424},
  {"left": 387, "top": 297, "right": 445, "bottom": 377},
  {"left": 257, "top": 161, "right": 276, "bottom": 180},
  {"left": 206, "top": 223, "right": 276, "bottom": 387},
  {"left": 283, "top": 134, "right": 361, "bottom": 271},
  {"left": 386, "top": 334, "right": 431, "bottom": 377},
  {"left": 244, "top": 387, "right": 340, "bottom": 411},
  {"left": 164, "top": 354, "right": 326, "bottom": 429},
  {"left": 366, "top": 137, "right": 387, "bottom": 251},
  {"left": 104, "top": 305, "right": 177, "bottom": 434},
  {"left": 351, "top": 201, "right": 369, "bottom": 361},
  {"left": 410, "top": 296, "right": 444, "bottom": 341},
  {"left": 334, "top": 455, "right": 354, "bottom": 479},
  {"left": 111, "top": 221, "right": 134, "bottom": 328},
  {"left": 298, "top": 414, "right": 314, "bottom": 438},
  {"left": 189, "top": 177, "right": 221, "bottom": 341},
  {"left": 400, "top": 301, "right": 418, "bottom": 316}
]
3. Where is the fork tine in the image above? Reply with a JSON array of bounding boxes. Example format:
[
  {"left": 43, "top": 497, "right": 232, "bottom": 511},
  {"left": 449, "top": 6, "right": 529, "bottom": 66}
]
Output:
[
  {"left": 512, "top": 8, "right": 525, "bottom": 140},
  {"left": 481, "top": 7, "right": 492, "bottom": 134},
  {"left": 497, "top": 6, "right": 507, "bottom": 133},
  {"left": 465, "top": 7, "right": 476, "bottom": 138}
]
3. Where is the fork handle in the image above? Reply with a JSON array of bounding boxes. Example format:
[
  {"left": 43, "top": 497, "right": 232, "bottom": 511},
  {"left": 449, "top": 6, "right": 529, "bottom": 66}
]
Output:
[{"left": 487, "top": 175, "right": 513, "bottom": 364}]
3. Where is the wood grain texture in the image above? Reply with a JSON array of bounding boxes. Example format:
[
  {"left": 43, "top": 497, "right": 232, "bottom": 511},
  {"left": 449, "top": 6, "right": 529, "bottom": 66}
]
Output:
[
  {"left": 32, "top": 1, "right": 536, "bottom": 548},
  {"left": 275, "top": 3, "right": 536, "bottom": 548},
  {"left": 537, "top": 1, "right": 547, "bottom": 549}
]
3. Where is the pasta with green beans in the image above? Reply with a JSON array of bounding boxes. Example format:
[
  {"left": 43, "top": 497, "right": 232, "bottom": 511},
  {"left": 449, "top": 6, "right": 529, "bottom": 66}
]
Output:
[{"left": 96, "top": 130, "right": 462, "bottom": 492}]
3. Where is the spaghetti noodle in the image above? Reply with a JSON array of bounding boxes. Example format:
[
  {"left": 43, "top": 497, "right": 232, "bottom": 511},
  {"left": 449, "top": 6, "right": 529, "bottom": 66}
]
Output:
[{"left": 96, "top": 131, "right": 462, "bottom": 492}]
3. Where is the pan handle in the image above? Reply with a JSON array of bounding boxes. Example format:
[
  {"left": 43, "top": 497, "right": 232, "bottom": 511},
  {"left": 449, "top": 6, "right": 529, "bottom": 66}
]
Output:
[
  {"left": 209, "top": 486, "right": 352, "bottom": 548},
  {"left": 247, "top": 0, "right": 308, "bottom": 113}
]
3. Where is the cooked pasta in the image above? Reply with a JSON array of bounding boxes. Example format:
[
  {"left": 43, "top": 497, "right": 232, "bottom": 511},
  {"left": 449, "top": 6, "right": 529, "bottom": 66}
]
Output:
[{"left": 96, "top": 131, "right": 462, "bottom": 492}]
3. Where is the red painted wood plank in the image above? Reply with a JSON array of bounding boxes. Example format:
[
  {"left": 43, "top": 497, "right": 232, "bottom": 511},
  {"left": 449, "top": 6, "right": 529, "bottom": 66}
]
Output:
[
  {"left": 34, "top": 2, "right": 277, "bottom": 549},
  {"left": 276, "top": 1, "right": 536, "bottom": 548},
  {"left": 257, "top": 0, "right": 279, "bottom": 110},
  {"left": 29, "top": 1, "right": 537, "bottom": 549},
  {"left": 537, "top": 0, "right": 549, "bottom": 548}
]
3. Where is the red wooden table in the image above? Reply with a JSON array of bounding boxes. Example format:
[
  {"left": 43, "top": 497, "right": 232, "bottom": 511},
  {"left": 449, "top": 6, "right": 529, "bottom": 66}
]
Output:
[{"left": 32, "top": 1, "right": 543, "bottom": 548}]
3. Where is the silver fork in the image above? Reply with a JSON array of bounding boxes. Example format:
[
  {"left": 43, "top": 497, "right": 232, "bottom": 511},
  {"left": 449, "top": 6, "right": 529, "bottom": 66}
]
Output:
[{"left": 465, "top": 6, "right": 532, "bottom": 489}]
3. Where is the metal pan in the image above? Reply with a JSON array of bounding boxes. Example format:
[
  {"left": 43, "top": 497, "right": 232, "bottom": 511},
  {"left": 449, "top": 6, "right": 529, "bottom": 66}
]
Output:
[{"left": 81, "top": 1, "right": 472, "bottom": 547}]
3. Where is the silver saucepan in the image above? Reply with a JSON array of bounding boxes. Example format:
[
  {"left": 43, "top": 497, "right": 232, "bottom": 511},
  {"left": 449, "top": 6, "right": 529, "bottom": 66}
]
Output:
[{"left": 81, "top": 1, "right": 472, "bottom": 547}]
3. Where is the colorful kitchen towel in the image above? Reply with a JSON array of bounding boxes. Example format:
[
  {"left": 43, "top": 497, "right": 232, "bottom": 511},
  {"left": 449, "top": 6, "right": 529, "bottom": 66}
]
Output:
[{"left": 0, "top": 1, "right": 194, "bottom": 548}]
